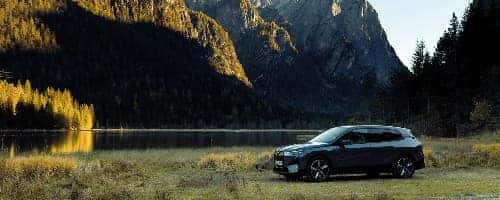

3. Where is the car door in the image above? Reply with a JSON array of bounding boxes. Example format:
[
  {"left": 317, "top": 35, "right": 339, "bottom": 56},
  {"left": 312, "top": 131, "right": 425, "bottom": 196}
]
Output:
[
  {"left": 366, "top": 129, "right": 403, "bottom": 167},
  {"left": 334, "top": 129, "right": 371, "bottom": 169}
]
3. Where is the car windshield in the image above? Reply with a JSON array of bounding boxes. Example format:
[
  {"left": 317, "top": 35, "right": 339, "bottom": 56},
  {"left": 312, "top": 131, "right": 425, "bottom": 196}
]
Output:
[{"left": 309, "top": 127, "right": 348, "bottom": 143}]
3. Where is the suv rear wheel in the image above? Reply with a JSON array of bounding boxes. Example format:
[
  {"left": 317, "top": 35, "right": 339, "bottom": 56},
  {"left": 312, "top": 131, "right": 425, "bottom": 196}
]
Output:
[
  {"left": 306, "top": 156, "right": 330, "bottom": 182},
  {"left": 392, "top": 156, "right": 415, "bottom": 178}
]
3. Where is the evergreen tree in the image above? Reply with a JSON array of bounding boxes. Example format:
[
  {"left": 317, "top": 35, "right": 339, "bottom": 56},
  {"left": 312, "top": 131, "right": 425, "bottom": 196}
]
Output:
[
  {"left": 411, "top": 40, "right": 426, "bottom": 77},
  {"left": 0, "top": 80, "right": 94, "bottom": 130},
  {"left": 379, "top": 4, "right": 500, "bottom": 136}
]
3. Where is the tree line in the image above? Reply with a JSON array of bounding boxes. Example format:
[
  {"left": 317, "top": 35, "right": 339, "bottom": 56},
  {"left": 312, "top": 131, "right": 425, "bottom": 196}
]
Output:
[
  {"left": 370, "top": 2, "right": 500, "bottom": 136},
  {"left": 0, "top": 80, "right": 94, "bottom": 130}
]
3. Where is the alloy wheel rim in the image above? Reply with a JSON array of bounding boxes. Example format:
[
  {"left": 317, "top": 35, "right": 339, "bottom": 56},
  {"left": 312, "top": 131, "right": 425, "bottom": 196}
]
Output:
[
  {"left": 310, "top": 159, "right": 329, "bottom": 181},
  {"left": 396, "top": 157, "right": 414, "bottom": 177}
]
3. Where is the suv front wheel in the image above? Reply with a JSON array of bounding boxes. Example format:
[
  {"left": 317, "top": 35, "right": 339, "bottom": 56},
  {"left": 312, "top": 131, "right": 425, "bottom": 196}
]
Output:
[{"left": 306, "top": 156, "right": 330, "bottom": 182}]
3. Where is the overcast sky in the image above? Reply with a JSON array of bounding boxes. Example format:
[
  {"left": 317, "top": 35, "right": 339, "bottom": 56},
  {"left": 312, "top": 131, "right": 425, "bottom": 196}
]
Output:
[{"left": 368, "top": 0, "right": 472, "bottom": 68}]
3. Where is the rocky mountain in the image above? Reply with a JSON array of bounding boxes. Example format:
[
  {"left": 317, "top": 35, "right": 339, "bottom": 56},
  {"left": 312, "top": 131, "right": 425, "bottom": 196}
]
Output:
[
  {"left": 473, "top": 0, "right": 500, "bottom": 9},
  {"left": 254, "top": 0, "right": 405, "bottom": 82},
  {"left": 185, "top": 0, "right": 298, "bottom": 96},
  {"left": 1, "top": 0, "right": 322, "bottom": 128},
  {"left": 1, "top": 0, "right": 405, "bottom": 128},
  {"left": 112, "top": 0, "right": 252, "bottom": 86},
  {"left": 186, "top": 0, "right": 406, "bottom": 115}
]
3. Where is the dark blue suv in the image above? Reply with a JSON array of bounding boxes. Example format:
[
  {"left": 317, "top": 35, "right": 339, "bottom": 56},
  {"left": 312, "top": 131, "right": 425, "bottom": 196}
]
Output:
[{"left": 273, "top": 125, "right": 425, "bottom": 182}]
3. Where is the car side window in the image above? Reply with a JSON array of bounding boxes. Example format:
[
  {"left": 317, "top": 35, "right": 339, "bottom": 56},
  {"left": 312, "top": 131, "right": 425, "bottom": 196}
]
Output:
[
  {"left": 365, "top": 129, "right": 403, "bottom": 143},
  {"left": 365, "top": 129, "right": 383, "bottom": 143},
  {"left": 339, "top": 129, "right": 366, "bottom": 144},
  {"left": 382, "top": 130, "right": 403, "bottom": 141}
]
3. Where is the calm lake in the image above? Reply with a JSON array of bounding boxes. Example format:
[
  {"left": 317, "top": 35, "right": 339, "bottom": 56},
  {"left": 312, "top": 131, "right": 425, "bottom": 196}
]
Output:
[{"left": 0, "top": 130, "right": 321, "bottom": 155}]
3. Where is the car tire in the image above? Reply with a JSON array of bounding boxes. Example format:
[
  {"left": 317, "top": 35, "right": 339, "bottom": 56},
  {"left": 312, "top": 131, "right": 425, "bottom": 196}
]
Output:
[
  {"left": 392, "top": 155, "right": 415, "bottom": 178},
  {"left": 306, "top": 156, "right": 330, "bottom": 182}
]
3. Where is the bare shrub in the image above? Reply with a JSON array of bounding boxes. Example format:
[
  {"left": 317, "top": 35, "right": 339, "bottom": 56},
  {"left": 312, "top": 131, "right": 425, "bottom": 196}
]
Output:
[
  {"left": 423, "top": 148, "right": 438, "bottom": 167},
  {"left": 0, "top": 155, "right": 77, "bottom": 178},
  {"left": 198, "top": 151, "right": 273, "bottom": 172},
  {"left": 472, "top": 143, "right": 500, "bottom": 167}
]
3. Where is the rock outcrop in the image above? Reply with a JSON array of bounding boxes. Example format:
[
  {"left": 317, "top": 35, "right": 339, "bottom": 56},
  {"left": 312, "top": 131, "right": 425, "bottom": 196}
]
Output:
[
  {"left": 254, "top": 0, "right": 405, "bottom": 83},
  {"left": 186, "top": 0, "right": 406, "bottom": 115},
  {"left": 186, "top": 0, "right": 297, "bottom": 94}
]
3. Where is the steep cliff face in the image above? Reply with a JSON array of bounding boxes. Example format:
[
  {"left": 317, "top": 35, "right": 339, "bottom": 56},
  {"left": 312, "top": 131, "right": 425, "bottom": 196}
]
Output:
[
  {"left": 255, "top": 0, "right": 405, "bottom": 83},
  {"left": 77, "top": 0, "right": 251, "bottom": 86},
  {"left": 186, "top": 0, "right": 297, "bottom": 93},
  {"left": 186, "top": 0, "right": 405, "bottom": 115},
  {"left": 473, "top": 0, "right": 500, "bottom": 9}
]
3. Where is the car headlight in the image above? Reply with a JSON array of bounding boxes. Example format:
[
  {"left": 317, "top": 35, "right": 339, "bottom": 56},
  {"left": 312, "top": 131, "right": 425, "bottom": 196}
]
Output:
[{"left": 284, "top": 150, "right": 304, "bottom": 157}]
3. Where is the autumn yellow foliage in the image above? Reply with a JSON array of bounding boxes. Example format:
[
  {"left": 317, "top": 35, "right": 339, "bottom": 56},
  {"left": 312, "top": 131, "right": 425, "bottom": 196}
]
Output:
[
  {"left": 0, "top": 80, "right": 94, "bottom": 130},
  {"left": 423, "top": 148, "right": 438, "bottom": 167},
  {"left": 472, "top": 143, "right": 500, "bottom": 160}
]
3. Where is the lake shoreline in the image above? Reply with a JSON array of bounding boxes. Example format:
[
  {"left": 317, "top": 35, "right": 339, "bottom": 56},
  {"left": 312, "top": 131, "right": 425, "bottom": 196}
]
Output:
[
  {"left": 0, "top": 129, "right": 324, "bottom": 133},
  {"left": 1, "top": 129, "right": 322, "bottom": 153}
]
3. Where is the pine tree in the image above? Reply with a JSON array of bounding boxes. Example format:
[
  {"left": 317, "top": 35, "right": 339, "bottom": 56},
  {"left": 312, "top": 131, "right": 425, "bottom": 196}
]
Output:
[
  {"left": 0, "top": 80, "right": 94, "bottom": 130},
  {"left": 411, "top": 40, "right": 426, "bottom": 77}
]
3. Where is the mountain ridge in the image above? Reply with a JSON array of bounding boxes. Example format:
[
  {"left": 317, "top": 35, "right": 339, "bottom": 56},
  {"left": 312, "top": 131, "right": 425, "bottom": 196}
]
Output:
[
  {"left": 253, "top": 0, "right": 405, "bottom": 82},
  {"left": 186, "top": 0, "right": 298, "bottom": 80},
  {"left": 1, "top": 0, "right": 327, "bottom": 128},
  {"left": 186, "top": 0, "right": 406, "bottom": 115},
  {"left": 0, "top": 0, "right": 407, "bottom": 127}
]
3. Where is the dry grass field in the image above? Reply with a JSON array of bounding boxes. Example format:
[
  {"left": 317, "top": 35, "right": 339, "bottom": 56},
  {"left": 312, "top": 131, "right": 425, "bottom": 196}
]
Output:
[{"left": 0, "top": 133, "right": 499, "bottom": 199}]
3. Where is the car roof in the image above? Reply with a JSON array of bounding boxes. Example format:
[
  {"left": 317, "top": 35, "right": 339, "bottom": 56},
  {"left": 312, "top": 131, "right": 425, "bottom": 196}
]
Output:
[{"left": 337, "top": 125, "right": 410, "bottom": 134}]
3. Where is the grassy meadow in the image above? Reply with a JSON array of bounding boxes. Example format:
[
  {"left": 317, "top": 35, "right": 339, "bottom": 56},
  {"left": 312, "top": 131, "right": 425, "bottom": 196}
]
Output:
[{"left": 0, "top": 133, "right": 499, "bottom": 200}]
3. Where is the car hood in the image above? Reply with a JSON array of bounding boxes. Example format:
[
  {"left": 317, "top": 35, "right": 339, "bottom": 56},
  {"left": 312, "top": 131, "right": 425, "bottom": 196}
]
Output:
[{"left": 277, "top": 142, "right": 329, "bottom": 152}]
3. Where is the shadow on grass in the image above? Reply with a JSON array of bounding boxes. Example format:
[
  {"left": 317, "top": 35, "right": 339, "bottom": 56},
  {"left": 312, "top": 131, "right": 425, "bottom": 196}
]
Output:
[{"left": 269, "top": 173, "right": 423, "bottom": 183}]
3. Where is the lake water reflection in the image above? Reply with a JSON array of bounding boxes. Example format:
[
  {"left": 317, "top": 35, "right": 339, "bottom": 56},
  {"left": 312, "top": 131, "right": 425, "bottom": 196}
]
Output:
[{"left": 0, "top": 130, "right": 320, "bottom": 155}]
